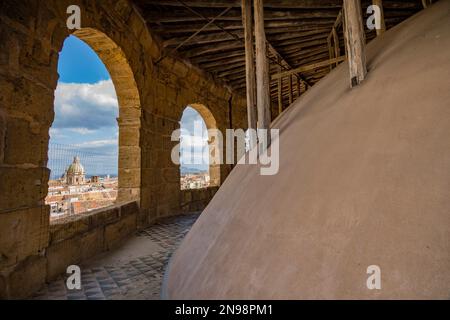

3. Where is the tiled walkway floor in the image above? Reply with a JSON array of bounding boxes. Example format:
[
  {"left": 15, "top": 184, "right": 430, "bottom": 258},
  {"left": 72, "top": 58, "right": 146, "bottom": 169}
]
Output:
[{"left": 32, "top": 213, "right": 199, "bottom": 300}]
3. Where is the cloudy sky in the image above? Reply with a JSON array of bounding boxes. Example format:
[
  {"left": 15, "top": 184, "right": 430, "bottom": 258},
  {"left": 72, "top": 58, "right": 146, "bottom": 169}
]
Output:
[
  {"left": 180, "top": 107, "right": 209, "bottom": 172},
  {"left": 50, "top": 35, "right": 208, "bottom": 177}
]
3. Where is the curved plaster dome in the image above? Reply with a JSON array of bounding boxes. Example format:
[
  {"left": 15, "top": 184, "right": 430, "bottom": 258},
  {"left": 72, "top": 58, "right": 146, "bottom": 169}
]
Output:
[
  {"left": 66, "top": 156, "right": 85, "bottom": 175},
  {"left": 166, "top": 2, "right": 450, "bottom": 300}
]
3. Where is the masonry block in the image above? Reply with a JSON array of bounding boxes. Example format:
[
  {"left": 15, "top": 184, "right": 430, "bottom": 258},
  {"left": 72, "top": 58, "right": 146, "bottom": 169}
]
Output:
[
  {"left": 0, "top": 167, "right": 49, "bottom": 211},
  {"left": 104, "top": 213, "right": 137, "bottom": 251},
  {"left": 80, "top": 229, "right": 104, "bottom": 261},
  {"left": 120, "top": 201, "right": 139, "bottom": 217},
  {"left": 46, "top": 236, "right": 81, "bottom": 281},
  {"left": 118, "top": 168, "right": 140, "bottom": 188},
  {"left": 88, "top": 205, "right": 121, "bottom": 228},
  {"left": 162, "top": 167, "right": 180, "bottom": 183},
  {"left": 0, "top": 76, "right": 55, "bottom": 126},
  {"left": 119, "top": 126, "right": 140, "bottom": 147},
  {"left": 119, "top": 146, "right": 141, "bottom": 169},
  {"left": 49, "top": 217, "right": 90, "bottom": 244},
  {"left": 0, "top": 255, "right": 47, "bottom": 299},
  {"left": 0, "top": 206, "right": 49, "bottom": 269},
  {"left": 4, "top": 116, "right": 46, "bottom": 165}
]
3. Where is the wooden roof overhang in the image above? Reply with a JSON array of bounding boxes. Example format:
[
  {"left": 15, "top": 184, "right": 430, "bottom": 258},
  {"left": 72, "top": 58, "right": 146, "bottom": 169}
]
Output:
[{"left": 132, "top": 0, "right": 423, "bottom": 109}]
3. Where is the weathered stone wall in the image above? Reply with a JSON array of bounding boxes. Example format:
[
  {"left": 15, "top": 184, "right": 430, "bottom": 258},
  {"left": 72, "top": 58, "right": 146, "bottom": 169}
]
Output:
[
  {"left": 0, "top": 201, "right": 138, "bottom": 298},
  {"left": 46, "top": 202, "right": 138, "bottom": 282},
  {"left": 0, "top": 0, "right": 248, "bottom": 298},
  {"left": 180, "top": 187, "right": 219, "bottom": 214}
]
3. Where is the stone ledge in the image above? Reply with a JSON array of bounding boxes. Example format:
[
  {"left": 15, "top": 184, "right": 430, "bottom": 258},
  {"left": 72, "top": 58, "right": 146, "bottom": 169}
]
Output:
[
  {"left": 49, "top": 201, "right": 138, "bottom": 244},
  {"left": 46, "top": 201, "right": 139, "bottom": 282}
]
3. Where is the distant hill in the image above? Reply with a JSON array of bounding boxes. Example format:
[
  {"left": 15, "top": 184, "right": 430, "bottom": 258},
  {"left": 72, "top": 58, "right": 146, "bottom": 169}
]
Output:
[{"left": 180, "top": 166, "right": 208, "bottom": 175}]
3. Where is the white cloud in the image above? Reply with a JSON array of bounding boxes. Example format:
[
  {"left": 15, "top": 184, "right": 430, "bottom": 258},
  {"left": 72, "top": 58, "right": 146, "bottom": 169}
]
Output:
[
  {"left": 49, "top": 128, "right": 67, "bottom": 139},
  {"left": 69, "top": 128, "right": 97, "bottom": 135},
  {"left": 181, "top": 134, "right": 208, "bottom": 148},
  {"left": 52, "top": 80, "right": 118, "bottom": 130},
  {"left": 74, "top": 139, "right": 117, "bottom": 148}
]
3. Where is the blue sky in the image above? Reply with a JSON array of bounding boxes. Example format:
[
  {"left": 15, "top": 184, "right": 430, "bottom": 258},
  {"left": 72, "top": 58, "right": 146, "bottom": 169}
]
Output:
[
  {"left": 180, "top": 107, "right": 209, "bottom": 172},
  {"left": 50, "top": 35, "right": 208, "bottom": 177},
  {"left": 57, "top": 35, "right": 111, "bottom": 84}
]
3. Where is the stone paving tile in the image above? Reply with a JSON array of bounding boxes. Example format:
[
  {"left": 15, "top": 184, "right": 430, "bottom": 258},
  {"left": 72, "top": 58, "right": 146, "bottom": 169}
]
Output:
[{"left": 32, "top": 213, "right": 199, "bottom": 300}]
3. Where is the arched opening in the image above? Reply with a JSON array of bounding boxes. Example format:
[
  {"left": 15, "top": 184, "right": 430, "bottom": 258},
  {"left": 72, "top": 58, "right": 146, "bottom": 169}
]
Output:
[
  {"left": 47, "top": 35, "right": 119, "bottom": 218},
  {"left": 47, "top": 29, "right": 141, "bottom": 219},
  {"left": 180, "top": 104, "right": 220, "bottom": 189}
]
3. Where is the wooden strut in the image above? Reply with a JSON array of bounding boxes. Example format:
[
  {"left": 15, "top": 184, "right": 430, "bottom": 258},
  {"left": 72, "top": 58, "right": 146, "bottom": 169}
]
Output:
[
  {"left": 156, "top": 5, "right": 233, "bottom": 64},
  {"left": 327, "top": 37, "right": 334, "bottom": 71},
  {"left": 277, "top": 63, "right": 282, "bottom": 115},
  {"left": 332, "top": 27, "right": 340, "bottom": 67},
  {"left": 288, "top": 75, "right": 293, "bottom": 105},
  {"left": 177, "top": 0, "right": 311, "bottom": 90},
  {"left": 172, "top": 0, "right": 311, "bottom": 116},
  {"left": 327, "top": 9, "right": 343, "bottom": 70},
  {"left": 271, "top": 56, "right": 346, "bottom": 80}
]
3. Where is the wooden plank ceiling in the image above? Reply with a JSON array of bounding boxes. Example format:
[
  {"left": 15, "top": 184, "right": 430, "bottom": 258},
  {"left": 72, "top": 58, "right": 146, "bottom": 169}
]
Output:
[{"left": 132, "top": 0, "right": 422, "bottom": 109}]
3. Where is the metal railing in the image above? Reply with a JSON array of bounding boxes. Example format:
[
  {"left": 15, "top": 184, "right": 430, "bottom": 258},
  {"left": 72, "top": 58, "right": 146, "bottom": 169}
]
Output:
[{"left": 47, "top": 143, "right": 117, "bottom": 180}]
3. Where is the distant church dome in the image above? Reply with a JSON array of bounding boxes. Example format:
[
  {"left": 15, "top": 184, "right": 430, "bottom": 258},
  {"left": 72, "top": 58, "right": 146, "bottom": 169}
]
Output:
[
  {"left": 67, "top": 156, "right": 85, "bottom": 175},
  {"left": 65, "top": 156, "right": 86, "bottom": 185}
]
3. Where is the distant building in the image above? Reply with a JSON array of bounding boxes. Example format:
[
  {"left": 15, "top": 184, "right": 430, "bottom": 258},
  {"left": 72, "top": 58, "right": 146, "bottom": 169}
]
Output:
[{"left": 65, "top": 156, "right": 86, "bottom": 185}]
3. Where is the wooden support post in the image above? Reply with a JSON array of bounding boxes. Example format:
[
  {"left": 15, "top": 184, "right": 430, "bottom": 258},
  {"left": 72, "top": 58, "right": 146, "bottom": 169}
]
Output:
[
  {"left": 327, "top": 37, "right": 334, "bottom": 71},
  {"left": 288, "top": 75, "right": 293, "bottom": 105},
  {"left": 343, "top": 0, "right": 367, "bottom": 87},
  {"left": 372, "top": 0, "right": 386, "bottom": 36},
  {"left": 332, "top": 27, "right": 340, "bottom": 67},
  {"left": 241, "top": 0, "right": 257, "bottom": 148},
  {"left": 277, "top": 66, "right": 282, "bottom": 115},
  {"left": 297, "top": 77, "right": 302, "bottom": 97},
  {"left": 254, "top": 0, "right": 271, "bottom": 145}
]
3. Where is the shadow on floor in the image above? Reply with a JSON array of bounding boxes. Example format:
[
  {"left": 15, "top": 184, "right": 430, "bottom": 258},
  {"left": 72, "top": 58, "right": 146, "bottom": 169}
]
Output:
[{"left": 32, "top": 213, "right": 200, "bottom": 300}]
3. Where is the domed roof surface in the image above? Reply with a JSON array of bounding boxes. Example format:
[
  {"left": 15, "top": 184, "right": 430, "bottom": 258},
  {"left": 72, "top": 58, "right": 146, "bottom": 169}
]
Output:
[
  {"left": 66, "top": 156, "right": 85, "bottom": 175},
  {"left": 166, "top": 2, "right": 450, "bottom": 300}
]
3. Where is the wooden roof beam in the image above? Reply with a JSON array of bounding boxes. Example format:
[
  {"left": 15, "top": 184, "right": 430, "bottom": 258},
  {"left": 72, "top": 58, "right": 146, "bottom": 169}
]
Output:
[
  {"left": 271, "top": 56, "right": 346, "bottom": 80},
  {"left": 266, "top": 42, "right": 312, "bottom": 88},
  {"left": 138, "top": 0, "right": 421, "bottom": 9},
  {"left": 146, "top": 8, "right": 343, "bottom": 24},
  {"left": 140, "top": 0, "right": 344, "bottom": 9}
]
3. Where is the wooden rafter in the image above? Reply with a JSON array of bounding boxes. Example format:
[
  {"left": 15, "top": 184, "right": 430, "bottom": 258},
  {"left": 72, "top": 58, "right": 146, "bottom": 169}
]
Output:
[{"left": 133, "top": 0, "right": 423, "bottom": 102}]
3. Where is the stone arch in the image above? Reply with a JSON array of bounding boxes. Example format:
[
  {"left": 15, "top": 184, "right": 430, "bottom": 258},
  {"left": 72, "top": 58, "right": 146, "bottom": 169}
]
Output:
[
  {"left": 183, "top": 103, "right": 220, "bottom": 187},
  {"left": 65, "top": 28, "right": 142, "bottom": 203}
]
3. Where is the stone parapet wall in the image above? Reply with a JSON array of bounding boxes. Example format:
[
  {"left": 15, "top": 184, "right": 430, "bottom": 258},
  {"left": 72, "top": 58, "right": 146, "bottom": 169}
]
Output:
[
  {"left": 180, "top": 187, "right": 219, "bottom": 215},
  {"left": 0, "top": 201, "right": 138, "bottom": 299},
  {"left": 46, "top": 201, "right": 138, "bottom": 281}
]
